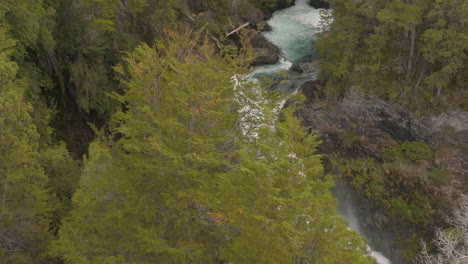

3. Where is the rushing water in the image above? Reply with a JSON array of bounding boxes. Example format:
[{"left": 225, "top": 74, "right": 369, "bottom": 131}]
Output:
[
  {"left": 252, "top": 1, "right": 392, "bottom": 263},
  {"left": 263, "top": 0, "right": 322, "bottom": 64},
  {"left": 249, "top": 0, "right": 322, "bottom": 91}
]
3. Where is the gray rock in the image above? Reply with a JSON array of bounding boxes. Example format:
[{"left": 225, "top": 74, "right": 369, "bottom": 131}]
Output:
[
  {"left": 298, "top": 86, "right": 468, "bottom": 147},
  {"left": 250, "top": 32, "right": 281, "bottom": 66},
  {"left": 270, "top": 73, "right": 316, "bottom": 93},
  {"left": 296, "top": 84, "right": 468, "bottom": 184}
]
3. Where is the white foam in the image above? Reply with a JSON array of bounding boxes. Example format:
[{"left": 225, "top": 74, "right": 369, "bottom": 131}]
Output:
[
  {"left": 248, "top": 58, "right": 292, "bottom": 79},
  {"left": 262, "top": 3, "right": 322, "bottom": 64},
  {"left": 370, "top": 250, "right": 392, "bottom": 264}
]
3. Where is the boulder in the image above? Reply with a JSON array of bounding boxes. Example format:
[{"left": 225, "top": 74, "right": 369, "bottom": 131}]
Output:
[{"left": 249, "top": 32, "right": 281, "bottom": 66}]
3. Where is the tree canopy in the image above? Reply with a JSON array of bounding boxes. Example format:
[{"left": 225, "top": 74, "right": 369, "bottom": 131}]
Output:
[{"left": 53, "top": 30, "right": 376, "bottom": 264}]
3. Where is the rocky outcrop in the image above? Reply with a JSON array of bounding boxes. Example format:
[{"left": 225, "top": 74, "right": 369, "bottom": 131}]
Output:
[
  {"left": 296, "top": 82, "right": 468, "bottom": 200},
  {"left": 269, "top": 73, "right": 314, "bottom": 92},
  {"left": 249, "top": 32, "right": 281, "bottom": 66},
  {"left": 297, "top": 84, "right": 468, "bottom": 182},
  {"left": 295, "top": 83, "right": 468, "bottom": 263}
]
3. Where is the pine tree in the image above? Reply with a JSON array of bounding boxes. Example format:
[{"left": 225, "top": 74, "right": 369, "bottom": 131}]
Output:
[
  {"left": 55, "top": 29, "right": 376, "bottom": 263},
  {"left": 421, "top": 0, "right": 468, "bottom": 96},
  {"left": 316, "top": 0, "right": 467, "bottom": 102},
  {"left": 219, "top": 86, "right": 376, "bottom": 263},
  {"left": 0, "top": 27, "right": 54, "bottom": 263},
  {"left": 54, "top": 29, "right": 248, "bottom": 263}
]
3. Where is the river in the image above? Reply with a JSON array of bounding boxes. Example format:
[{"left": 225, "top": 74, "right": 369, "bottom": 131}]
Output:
[{"left": 251, "top": 1, "right": 392, "bottom": 263}]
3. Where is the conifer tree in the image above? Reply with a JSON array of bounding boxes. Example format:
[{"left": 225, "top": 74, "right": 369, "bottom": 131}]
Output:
[
  {"left": 54, "top": 29, "right": 248, "bottom": 263},
  {"left": 316, "top": 0, "right": 467, "bottom": 101},
  {"left": 0, "top": 27, "right": 54, "bottom": 263},
  {"left": 55, "top": 29, "right": 377, "bottom": 263},
  {"left": 420, "top": 0, "right": 468, "bottom": 96}
]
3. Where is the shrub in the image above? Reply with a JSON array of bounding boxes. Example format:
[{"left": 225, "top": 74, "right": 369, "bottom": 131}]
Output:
[
  {"left": 429, "top": 168, "right": 450, "bottom": 185},
  {"left": 386, "top": 141, "right": 433, "bottom": 162}
]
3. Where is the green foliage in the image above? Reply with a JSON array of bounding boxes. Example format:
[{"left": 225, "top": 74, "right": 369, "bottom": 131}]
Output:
[
  {"left": 0, "top": 29, "right": 55, "bottom": 262},
  {"left": 396, "top": 233, "right": 421, "bottom": 260},
  {"left": 421, "top": 0, "right": 468, "bottom": 94},
  {"left": 461, "top": 94, "right": 468, "bottom": 111},
  {"left": 386, "top": 141, "right": 433, "bottom": 162},
  {"left": 51, "top": 0, "right": 189, "bottom": 118},
  {"left": 0, "top": 0, "right": 61, "bottom": 146},
  {"left": 376, "top": 0, "right": 422, "bottom": 29},
  {"left": 54, "top": 29, "right": 375, "bottom": 263},
  {"left": 390, "top": 197, "right": 431, "bottom": 224},
  {"left": 38, "top": 143, "right": 81, "bottom": 233},
  {"left": 429, "top": 168, "right": 450, "bottom": 185},
  {"left": 0, "top": 28, "right": 18, "bottom": 84},
  {"left": 316, "top": 0, "right": 467, "bottom": 104},
  {"left": 337, "top": 156, "right": 435, "bottom": 227},
  {"left": 339, "top": 158, "right": 386, "bottom": 200},
  {"left": 0, "top": 0, "right": 55, "bottom": 52},
  {"left": 339, "top": 130, "right": 360, "bottom": 149}
]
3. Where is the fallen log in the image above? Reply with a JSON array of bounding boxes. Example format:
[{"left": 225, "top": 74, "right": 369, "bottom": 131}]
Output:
[{"left": 226, "top": 22, "right": 250, "bottom": 37}]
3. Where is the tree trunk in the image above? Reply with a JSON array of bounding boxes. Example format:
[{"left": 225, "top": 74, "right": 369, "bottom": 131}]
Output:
[
  {"left": 47, "top": 50, "right": 67, "bottom": 110},
  {"left": 406, "top": 24, "right": 416, "bottom": 80},
  {"left": 413, "top": 61, "right": 425, "bottom": 91},
  {"left": 1, "top": 182, "right": 7, "bottom": 216},
  {"left": 226, "top": 22, "right": 250, "bottom": 37}
]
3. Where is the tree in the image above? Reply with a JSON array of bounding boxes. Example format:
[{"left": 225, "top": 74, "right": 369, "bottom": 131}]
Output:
[
  {"left": 0, "top": 27, "right": 54, "bottom": 263},
  {"left": 219, "top": 89, "right": 377, "bottom": 263},
  {"left": 54, "top": 29, "right": 248, "bottom": 263},
  {"left": 0, "top": 0, "right": 61, "bottom": 140},
  {"left": 54, "top": 29, "right": 376, "bottom": 263},
  {"left": 420, "top": 0, "right": 468, "bottom": 96},
  {"left": 315, "top": 0, "right": 368, "bottom": 96},
  {"left": 418, "top": 194, "right": 468, "bottom": 264},
  {"left": 316, "top": 0, "right": 467, "bottom": 103}
]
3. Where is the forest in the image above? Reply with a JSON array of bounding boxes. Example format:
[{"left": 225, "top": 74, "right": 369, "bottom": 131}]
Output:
[{"left": 0, "top": 0, "right": 466, "bottom": 263}]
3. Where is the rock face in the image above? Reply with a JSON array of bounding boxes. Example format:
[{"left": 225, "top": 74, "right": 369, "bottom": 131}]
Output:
[
  {"left": 249, "top": 32, "right": 281, "bottom": 66},
  {"left": 225, "top": 29, "right": 281, "bottom": 66},
  {"left": 270, "top": 73, "right": 314, "bottom": 93},
  {"left": 295, "top": 82, "right": 468, "bottom": 263},
  {"left": 296, "top": 81, "right": 468, "bottom": 156},
  {"left": 297, "top": 84, "right": 468, "bottom": 184}
]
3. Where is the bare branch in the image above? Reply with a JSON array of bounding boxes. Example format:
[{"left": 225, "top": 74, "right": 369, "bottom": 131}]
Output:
[{"left": 418, "top": 194, "right": 468, "bottom": 264}]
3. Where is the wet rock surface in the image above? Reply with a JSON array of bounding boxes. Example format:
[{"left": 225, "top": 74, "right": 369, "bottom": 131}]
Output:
[{"left": 249, "top": 32, "right": 281, "bottom": 66}]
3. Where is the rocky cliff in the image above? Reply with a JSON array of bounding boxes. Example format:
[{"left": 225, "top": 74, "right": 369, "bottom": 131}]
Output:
[
  {"left": 294, "top": 81, "right": 468, "bottom": 260},
  {"left": 298, "top": 83, "right": 467, "bottom": 188}
]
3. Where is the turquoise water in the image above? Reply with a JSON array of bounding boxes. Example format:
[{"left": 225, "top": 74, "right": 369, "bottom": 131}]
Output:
[
  {"left": 250, "top": 0, "right": 322, "bottom": 79},
  {"left": 263, "top": 0, "right": 321, "bottom": 64}
]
